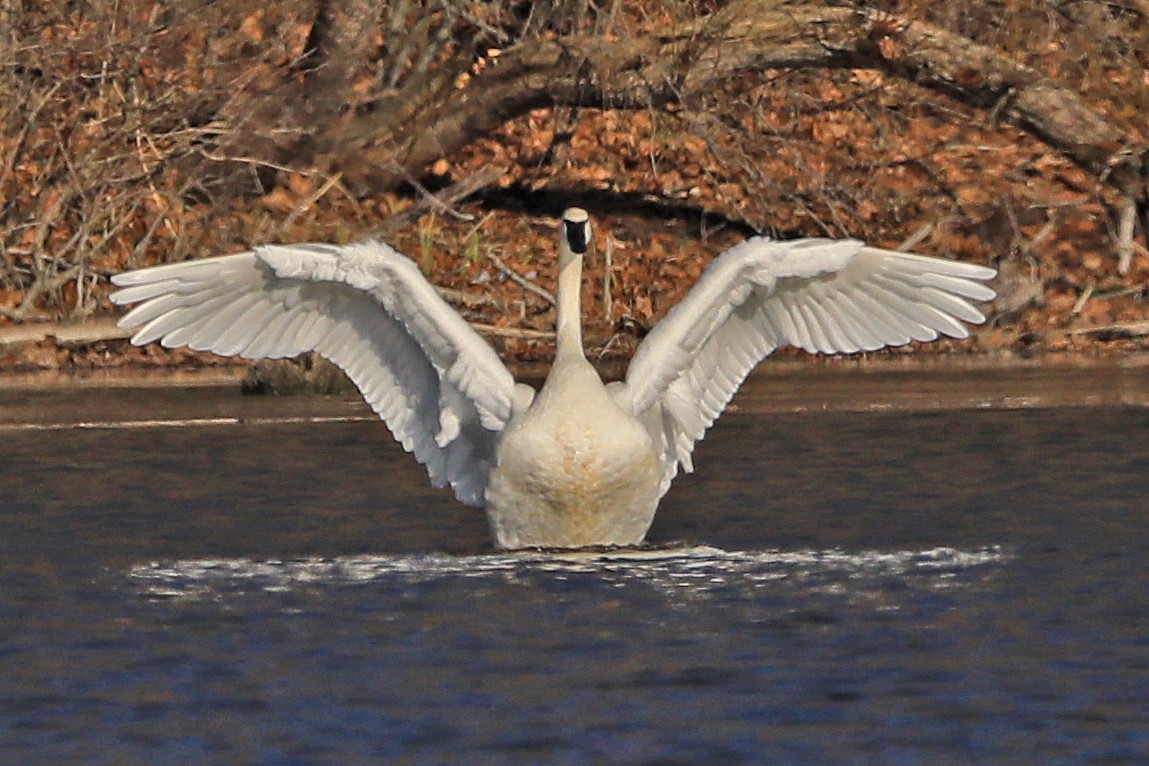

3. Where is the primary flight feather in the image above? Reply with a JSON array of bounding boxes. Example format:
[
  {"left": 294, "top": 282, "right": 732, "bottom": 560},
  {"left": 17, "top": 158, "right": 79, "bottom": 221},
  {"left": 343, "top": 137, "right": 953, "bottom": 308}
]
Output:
[{"left": 111, "top": 209, "right": 995, "bottom": 549}]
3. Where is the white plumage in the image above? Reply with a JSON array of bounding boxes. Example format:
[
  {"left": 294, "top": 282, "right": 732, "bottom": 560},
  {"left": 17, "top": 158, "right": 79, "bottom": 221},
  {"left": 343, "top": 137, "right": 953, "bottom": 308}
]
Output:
[{"left": 111, "top": 208, "right": 995, "bottom": 549}]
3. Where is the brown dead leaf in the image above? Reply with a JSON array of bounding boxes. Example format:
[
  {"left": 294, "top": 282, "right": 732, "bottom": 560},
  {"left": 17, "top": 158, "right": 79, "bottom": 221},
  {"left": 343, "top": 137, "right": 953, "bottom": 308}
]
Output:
[
  {"left": 257, "top": 187, "right": 297, "bottom": 214},
  {"left": 239, "top": 12, "right": 264, "bottom": 42}
]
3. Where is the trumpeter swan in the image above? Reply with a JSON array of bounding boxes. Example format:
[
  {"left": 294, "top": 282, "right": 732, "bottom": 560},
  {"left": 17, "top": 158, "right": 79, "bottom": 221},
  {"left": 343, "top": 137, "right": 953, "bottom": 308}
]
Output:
[{"left": 110, "top": 208, "right": 995, "bottom": 549}]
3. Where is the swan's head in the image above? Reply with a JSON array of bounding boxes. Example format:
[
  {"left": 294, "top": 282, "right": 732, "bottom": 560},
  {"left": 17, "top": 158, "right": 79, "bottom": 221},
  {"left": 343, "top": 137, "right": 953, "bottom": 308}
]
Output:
[{"left": 560, "top": 207, "right": 590, "bottom": 262}]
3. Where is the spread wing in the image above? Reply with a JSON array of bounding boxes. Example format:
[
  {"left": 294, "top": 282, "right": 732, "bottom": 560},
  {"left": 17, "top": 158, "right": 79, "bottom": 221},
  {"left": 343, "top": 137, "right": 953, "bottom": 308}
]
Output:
[
  {"left": 111, "top": 241, "right": 533, "bottom": 506},
  {"left": 616, "top": 237, "right": 996, "bottom": 496}
]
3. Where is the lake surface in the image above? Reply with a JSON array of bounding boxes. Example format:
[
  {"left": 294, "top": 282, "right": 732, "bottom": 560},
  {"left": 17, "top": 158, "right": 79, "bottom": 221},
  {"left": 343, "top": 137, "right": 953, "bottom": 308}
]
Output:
[{"left": 1, "top": 364, "right": 1148, "bottom": 764}]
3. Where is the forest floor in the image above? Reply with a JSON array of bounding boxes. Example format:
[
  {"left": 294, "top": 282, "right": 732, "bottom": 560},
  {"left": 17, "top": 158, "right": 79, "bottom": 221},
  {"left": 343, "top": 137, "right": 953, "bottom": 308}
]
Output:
[{"left": 2, "top": 1, "right": 1148, "bottom": 380}]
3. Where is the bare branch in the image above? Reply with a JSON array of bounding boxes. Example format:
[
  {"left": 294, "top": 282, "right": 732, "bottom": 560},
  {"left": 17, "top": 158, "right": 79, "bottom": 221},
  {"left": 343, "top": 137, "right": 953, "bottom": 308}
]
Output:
[{"left": 335, "top": 2, "right": 1146, "bottom": 208}]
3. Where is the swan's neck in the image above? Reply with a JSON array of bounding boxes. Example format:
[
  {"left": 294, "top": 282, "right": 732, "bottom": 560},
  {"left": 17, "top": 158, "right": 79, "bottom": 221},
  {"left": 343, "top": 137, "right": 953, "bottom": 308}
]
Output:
[{"left": 555, "top": 252, "right": 584, "bottom": 359}]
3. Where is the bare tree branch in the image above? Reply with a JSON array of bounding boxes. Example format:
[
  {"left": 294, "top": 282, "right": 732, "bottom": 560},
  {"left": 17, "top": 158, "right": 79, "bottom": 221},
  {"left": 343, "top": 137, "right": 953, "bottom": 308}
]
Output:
[{"left": 325, "top": 2, "right": 1146, "bottom": 208}]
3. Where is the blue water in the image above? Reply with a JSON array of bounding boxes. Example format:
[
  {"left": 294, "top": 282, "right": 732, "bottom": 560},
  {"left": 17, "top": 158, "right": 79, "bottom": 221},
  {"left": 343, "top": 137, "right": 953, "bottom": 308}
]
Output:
[{"left": 1, "top": 382, "right": 1148, "bottom": 764}]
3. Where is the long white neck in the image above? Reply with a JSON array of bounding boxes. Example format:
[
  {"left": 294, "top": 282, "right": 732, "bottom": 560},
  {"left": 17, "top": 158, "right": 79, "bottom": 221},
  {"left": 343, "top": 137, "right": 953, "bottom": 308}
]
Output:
[{"left": 555, "top": 249, "right": 584, "bottom": 360}]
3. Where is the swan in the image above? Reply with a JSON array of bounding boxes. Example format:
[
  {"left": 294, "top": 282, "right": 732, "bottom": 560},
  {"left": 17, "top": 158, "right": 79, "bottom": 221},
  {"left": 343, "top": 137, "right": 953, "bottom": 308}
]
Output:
[{"left": 110, "top": 208, "right": 996, "bottom": 549}]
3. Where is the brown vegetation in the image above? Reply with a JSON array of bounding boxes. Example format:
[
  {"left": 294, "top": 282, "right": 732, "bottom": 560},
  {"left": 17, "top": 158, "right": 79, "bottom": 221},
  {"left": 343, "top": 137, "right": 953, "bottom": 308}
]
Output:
[{"left": 1, "top": 0, "right": 1148, "bottom": 373}]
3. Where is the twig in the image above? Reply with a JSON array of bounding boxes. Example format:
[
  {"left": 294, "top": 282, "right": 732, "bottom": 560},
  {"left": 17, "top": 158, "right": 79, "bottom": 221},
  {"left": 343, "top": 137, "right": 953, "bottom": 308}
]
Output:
[
  {"left": 0, "top": 317, "right": 131, "bottom": 347},
  {"left": 1114, "top": 0, "right": 1149, "bottom": 17},
  {"left": 897, "top": 223, "right": 933, "bottom": 252},
  {"left": 282, "top": 171, "right": 345, "bottom": 230},
  {"left": 1093, "top": 285, "right": 1148, "bottom": 300},
  {"left": 487, "top": 251, "right": 556, "bottom": 306},
  {"left": 1069, "top": 282, "right": 1094, "bottom": 317},
  {"left": 434, "top": 285, "right": 501, "bottom": 309},
  {"left": 471, "top": 322, "right": 554, "bottom": 340},
  {"left": 385, "top": 158, "right": 477, "bottom": 223},
  {"left": 603, "top": 235, "right": 613, "bottom": 322},
  {"left": 195, "top": 147, "right": 301, "bottom": 175},
  {"left": 127, "top": 194, "right": 179, "bottom": 270},
  {"left": 596, "top": 332, "right": 623, "bottom": 360},
  {"left": 1067, "top": 321, "right": 1149, "bottom": 338},
  {"left": 0, "top": 81, "right": 62, "bottom": 197},
  {"left": 1021, "top": 213, "right": 1058, "bottom": 254},
  {"left": 1117, "top": 196, "right": 1137, "bottom": 275},
  {"left": 463, "top": 210, "right": 495, "bottom": 242},
  {"left": 372, "top": 165, "right": 502, "bottom": 238},
  {"left": 9, "top": 263, "right": 84, "bottom": 320}
]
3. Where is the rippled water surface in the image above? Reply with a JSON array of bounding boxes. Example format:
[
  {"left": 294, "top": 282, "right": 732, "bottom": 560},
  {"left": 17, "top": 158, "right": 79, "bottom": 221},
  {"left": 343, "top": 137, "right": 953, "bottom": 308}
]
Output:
[{"left": 2, "top": 366, "right": 1149, "bottom": 764}]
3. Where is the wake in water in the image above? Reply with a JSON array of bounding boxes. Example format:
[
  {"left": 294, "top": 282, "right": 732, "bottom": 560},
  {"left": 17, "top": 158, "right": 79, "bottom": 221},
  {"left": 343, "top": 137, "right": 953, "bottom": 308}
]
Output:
[{"left": 129, "top": 545, "right": 1011, "bottom": 600}]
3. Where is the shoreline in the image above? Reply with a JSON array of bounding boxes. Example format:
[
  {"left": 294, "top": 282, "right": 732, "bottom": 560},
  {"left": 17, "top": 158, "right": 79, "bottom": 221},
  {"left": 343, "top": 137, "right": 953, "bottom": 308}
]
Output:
[
  {"left": 2, "top": 351, "right": 1146, "bottom": 428},
  {"left": 2, "top": 339, "right": 1149, "bottom": 389}
]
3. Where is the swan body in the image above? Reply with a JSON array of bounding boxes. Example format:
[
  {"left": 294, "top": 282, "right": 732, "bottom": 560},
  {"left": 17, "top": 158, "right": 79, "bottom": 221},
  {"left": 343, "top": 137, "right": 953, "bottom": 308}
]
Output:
[
  {"left": 487, "top": 352, "right": 661, "bottom": 548},
  {"left": 110, "top": 208, "right": 996, "bottom": 549}
]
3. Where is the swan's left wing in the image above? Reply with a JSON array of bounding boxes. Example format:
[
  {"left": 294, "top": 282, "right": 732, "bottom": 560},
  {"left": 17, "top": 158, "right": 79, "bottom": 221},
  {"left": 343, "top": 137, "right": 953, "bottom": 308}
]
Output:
[
  {"left": 111, "top": 240, "right": 530, "bottom": 506},
  {"left": 616, "top": 237, "right": 996, "bottom": 495}
]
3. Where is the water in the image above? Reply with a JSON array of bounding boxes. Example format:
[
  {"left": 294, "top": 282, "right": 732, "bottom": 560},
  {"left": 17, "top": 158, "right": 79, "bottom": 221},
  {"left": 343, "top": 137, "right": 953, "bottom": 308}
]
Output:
[{"left": 2, "top": 367, "right": 1149, "bottom": 764}]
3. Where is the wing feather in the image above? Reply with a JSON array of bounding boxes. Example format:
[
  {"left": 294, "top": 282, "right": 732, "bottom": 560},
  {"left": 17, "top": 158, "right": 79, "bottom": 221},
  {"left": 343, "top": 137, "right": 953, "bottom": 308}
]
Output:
[
  {"left": 182, "top": 292, "right": 264, "bottom": 349},
  {"left": 816, "top": 290, "right": 866, "bottom": 352},
  {"left": 841, "top": 284, "right": 913, "bottom": 345},
  {"left": 829, "top": 289, "right": 884, "bottom": 351},
  {"left": 621, "top": 236, "right": 995, "bottom": 495},
  {"left": 111, "top": 242, "right": 526, "bottom": 506}
]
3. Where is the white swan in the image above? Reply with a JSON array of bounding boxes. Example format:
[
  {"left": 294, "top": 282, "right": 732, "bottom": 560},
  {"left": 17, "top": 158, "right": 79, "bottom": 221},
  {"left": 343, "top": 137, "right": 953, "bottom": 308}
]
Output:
[{"left": 110, "top": 208, "right": 995, "bottom": 549}]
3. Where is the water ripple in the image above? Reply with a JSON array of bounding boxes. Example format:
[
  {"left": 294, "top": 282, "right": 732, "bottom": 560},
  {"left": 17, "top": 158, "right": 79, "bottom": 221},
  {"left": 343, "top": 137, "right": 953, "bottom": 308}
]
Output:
[{"left": 129, "top": 545, "right": 1011, "bottom": 600}]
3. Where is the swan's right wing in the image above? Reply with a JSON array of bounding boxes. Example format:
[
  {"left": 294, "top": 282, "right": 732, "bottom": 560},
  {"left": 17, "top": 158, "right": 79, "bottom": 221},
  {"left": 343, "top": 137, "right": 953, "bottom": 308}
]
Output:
[
  {"left": 617, "top": 237, "right": 996, "bottom": 496},
  {"left": 111, "top": 241, "right": 532, "bottom": 506}
]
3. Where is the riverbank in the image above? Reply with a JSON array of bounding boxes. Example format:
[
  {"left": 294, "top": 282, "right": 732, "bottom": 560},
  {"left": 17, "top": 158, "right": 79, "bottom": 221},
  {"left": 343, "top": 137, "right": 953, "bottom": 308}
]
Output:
[{"left": 3, "top": 351, "right": 1147, "bottom": 432}]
